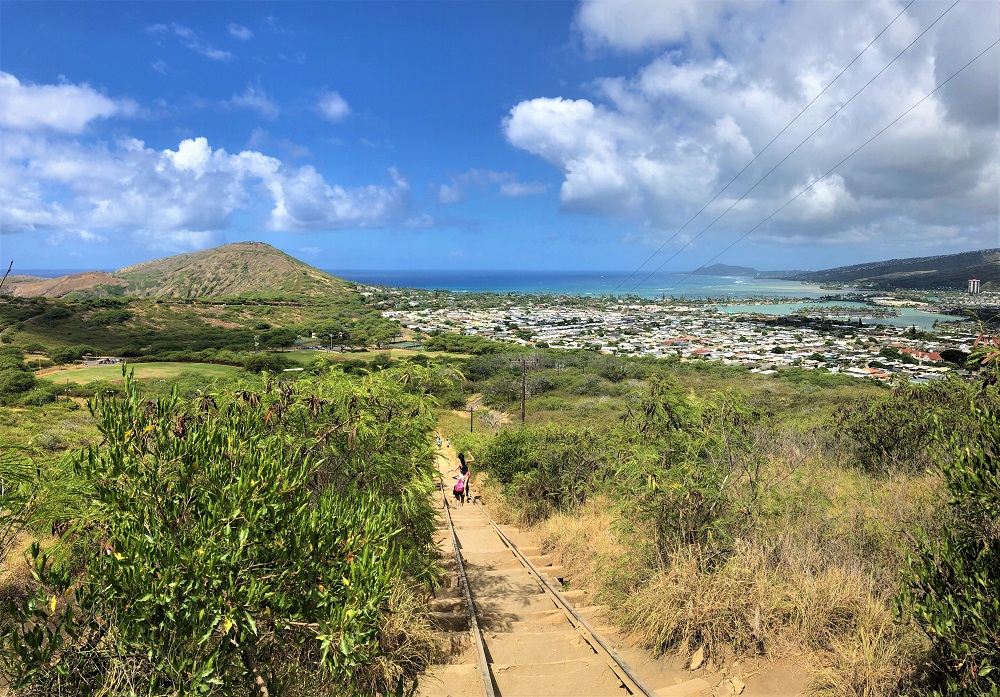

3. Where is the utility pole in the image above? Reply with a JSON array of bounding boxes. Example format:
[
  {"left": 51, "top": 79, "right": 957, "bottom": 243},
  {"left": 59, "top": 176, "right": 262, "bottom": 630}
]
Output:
[
  {"left": 520, "top": 358, "right": 526, "bottom": 424},
  {"left": 469, "top": 404, "right": 474, "bottom": 433}
]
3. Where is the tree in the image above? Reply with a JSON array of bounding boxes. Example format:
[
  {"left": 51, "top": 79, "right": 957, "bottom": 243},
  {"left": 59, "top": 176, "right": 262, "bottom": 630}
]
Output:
[
  {"left": 243, "top": 352, "right": 293, "bottom": 374},
  {"left": 940, "top": 348, "right": 970, "bottom": 366},
  {"left": 259, "top": 328, "right": 298, "bottom": 352},
  {"left": 0, "top": 349, "right": 36, "bottom": 401}
]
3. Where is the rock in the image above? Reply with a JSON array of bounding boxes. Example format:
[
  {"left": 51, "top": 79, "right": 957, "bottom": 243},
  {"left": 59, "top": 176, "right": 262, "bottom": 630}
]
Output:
[
  {"left": 652, "top": 678, "right": 712, "bottom": 696},
  {"left": 689, "top": 646, "right": 705, "bottom": 671},
  {"left": 728, "top": 678, "right": 746, "bottom": 695}
]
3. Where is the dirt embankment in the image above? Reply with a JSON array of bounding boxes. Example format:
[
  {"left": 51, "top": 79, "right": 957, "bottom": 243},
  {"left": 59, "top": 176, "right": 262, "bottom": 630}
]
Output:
[{"left": 6, "top": 272, "right": 126, "bottom": 298}]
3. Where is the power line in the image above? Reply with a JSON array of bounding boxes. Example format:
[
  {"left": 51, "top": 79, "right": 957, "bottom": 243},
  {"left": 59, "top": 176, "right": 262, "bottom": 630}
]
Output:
[
  {"left": 664, "top": 37, "right": 999, "bottom": 293},
  {"left": 613, "top": 0, "right": 918, "bottom": 293},
  {"left": 621, "top": 0, "right": 962, "bottom": 293}
]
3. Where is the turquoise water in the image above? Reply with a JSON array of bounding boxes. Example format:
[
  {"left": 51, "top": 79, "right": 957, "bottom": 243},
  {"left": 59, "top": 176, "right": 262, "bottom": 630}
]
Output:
[
  {"left": 718, "top": 300, "right": 962, "bottom": 330},
  {"left": 328, "top": 269, "right": 840, "bottom": 300},
  {"left": 331, "top": 269, "right": 967, "bottom": 330}
]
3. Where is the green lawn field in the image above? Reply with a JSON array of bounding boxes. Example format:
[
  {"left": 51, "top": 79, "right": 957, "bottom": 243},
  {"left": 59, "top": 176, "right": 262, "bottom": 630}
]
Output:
[{"left": 41, "top": 362, "right": 241, "bottom": 385}]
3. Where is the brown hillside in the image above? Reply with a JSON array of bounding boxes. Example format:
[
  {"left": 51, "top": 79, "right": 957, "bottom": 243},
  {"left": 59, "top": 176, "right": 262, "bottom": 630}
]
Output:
[
  {"left": 5, "top": 272, "right": 126, "bottom": 299},
  {"left": 115, "top": 242, "right": 350, "bottom": 299}
]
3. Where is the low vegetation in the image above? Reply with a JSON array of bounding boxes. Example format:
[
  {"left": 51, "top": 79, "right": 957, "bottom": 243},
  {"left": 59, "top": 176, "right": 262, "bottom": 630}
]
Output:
[
  {"left": 442, "top": 344, "right": 998, "bottom": 696},
  {"left": 2, "top": 245, "right": 996, "bottom": 695},
  {"left": 1, "top": 364, "right": 445, "bottom": 695}
]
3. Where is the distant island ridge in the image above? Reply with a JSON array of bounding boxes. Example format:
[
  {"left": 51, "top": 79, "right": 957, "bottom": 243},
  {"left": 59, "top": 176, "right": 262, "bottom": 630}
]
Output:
[{"left": 689, "top": 263, "right": 808, "bottom": 277}]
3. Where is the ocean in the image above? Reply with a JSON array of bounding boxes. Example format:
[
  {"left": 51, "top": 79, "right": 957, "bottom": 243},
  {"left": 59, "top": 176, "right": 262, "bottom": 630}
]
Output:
[
  {"left": 325, "top": 269, "right": 839, "bottom": 300},
  {"left": 16, "top": 267, "right": 963, "bottom": 329},
  {"left": 328, "top": 269, "right": 964, "bottom": 330}
]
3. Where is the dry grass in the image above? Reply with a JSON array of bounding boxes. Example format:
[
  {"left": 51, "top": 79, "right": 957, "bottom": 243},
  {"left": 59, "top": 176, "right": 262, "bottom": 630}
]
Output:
[
  {"left": 359, "top": 580, "right": 441, "bottom": 694},
  {"left": 516, "top": 461, "right": 939, "bottom": 696},
  {"left": 0, "top": 532, "right": 46, "bottom": 603}
]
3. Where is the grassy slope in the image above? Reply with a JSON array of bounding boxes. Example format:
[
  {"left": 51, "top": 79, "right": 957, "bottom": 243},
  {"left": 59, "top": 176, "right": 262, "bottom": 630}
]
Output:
[
  {"left": 443, "top": 361, "right": 936, "bottom": 695},
  {"left": 115, "top": 241, "right": 352, "bottom": 300},
  {"left": 0, "top": 241, "right": 374, "bottom": 354}
]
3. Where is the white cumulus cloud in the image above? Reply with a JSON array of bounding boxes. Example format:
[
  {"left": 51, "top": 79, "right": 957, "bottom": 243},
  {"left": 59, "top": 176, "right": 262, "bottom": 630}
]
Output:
[
  {"left": 575, "top": 0, "right": 739, "bottom": 53},
  {"left": 317, "top": 91, "right": 350, "bottom": 122},
  {"left": 0, "top": 72, "right": 137, "bottom": 133},
  {"left": 2, "top": 118, "right": 415, "bottom": 251},
  {"left": 506, "top": 0, "right": 999, "bottom": 258}
]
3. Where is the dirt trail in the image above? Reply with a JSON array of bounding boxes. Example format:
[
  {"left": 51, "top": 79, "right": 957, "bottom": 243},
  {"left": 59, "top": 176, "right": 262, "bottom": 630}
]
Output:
[{"left": 418, "top": 445, "right": 807, "bottom": 697}]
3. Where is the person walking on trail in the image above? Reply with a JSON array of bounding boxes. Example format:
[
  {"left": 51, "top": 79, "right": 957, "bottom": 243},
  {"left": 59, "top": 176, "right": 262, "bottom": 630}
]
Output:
[
  {"left": 452, "top": 469, "right": 466, "bottom": 505},
  {"left": 451, "top": 452, "right": 473, "bottom": 503}
]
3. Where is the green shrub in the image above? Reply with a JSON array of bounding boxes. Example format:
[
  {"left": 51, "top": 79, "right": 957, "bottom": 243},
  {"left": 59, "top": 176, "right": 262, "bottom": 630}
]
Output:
[
  {"left": 1, "top": 367, "right": 440, "bottom": 695},
  {"left": 17, "top": 388, "right": 57, "bottom": 407},
  {"left": 85, "top": 309, "right": 133, "bottom": 326},
  {"left": 898, "top": 379, "right": 1000, "bottom": 695},
  {"left": 243, "top": 352, "right": 294, "bottom": 374},
  {"left": 480, "top": 428, "right": 539, "bottom": 485},
  {"left": 533, "top": 396, "right": 570, "bottom": 411},
  {"left": 569, "top": 375, "right": 611, "bottom": 396}
]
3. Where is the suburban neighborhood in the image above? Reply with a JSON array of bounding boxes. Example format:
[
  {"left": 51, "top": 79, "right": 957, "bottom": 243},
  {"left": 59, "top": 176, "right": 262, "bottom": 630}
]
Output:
[{"left": 377, "top": 289, "right": 995, "bottom": 383}]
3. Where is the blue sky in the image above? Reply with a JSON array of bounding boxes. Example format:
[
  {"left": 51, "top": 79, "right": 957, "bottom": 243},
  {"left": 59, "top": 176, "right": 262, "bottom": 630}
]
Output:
[{"left": 1, "top": 1, "right": 997, "bottom": 273}]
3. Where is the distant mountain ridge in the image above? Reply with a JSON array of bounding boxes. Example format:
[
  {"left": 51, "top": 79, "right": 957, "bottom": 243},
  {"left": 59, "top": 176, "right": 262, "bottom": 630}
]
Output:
[
  {"left": 692, "top": 249, "right": 998, "bottom": 290},
  {"left": 4, "top": 242, "right": 351, "bottom": 299},
  {"left": 4, "top": 244, "right": 997, "bottom": 299},
  {"left": 791, "top": 248, "right": 999, "bottom": 290}
]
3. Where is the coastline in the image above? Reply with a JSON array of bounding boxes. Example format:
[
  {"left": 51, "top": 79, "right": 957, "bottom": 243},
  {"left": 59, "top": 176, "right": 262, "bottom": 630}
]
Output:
[{"left": 326, "top": 269, "right": 839, "bottom": 300}]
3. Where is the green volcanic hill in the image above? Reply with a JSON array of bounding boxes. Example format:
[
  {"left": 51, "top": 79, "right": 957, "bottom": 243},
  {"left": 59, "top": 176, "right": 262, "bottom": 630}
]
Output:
[
  {"left": 793, "top": 248, "right": 1000, "bottom": 291},
  {"left": 115, "top": 242, "right": 351, "bottom": 299},
  {"left": 3, "top": 242, "right": 352, "bottom": 300},
  {"left": 0, "top": 243, "right": 398, "bottom": 358}
]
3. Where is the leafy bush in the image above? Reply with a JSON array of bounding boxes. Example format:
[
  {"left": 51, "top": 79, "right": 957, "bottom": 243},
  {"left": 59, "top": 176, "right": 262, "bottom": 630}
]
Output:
[
  {"left": 244, "top": 352, "right": 295, "bottom": 374},
  {"left": 1, "top": 367, "right": 440, "bottom": 695},
  {"left": 568, "top": 375, "right": 611, "bottom": 396},
  {"left": 17, "top": 388, "right": 58, "bottom": 407},
  {"left": 594, "top": 355, "right": 641, "bottom": 383},
  {"left": 49, "top": 345, "right": 97, "bottom": 365},
  {"left": 0, "top": 348, "right": 36, "bottom": 403},
  {"left": 482, "top": 376, "right": 520, "bottom": 407},
  {"left": 533, "top": 396, "right": 570, "bottom": 411},
  {"left": 939, "top": 348, "right": 970, "bottom": 366},
  {"left": 527, "top": 374, "right": 555, "bottom": 395},
  {"left": 835, "top": 379, "right": 995, "bottom": 476},
  {"left": 480, "top": 427, "right": 539, "bottom": 485},
  {"left": 0, "top": 443, "right": 83, "bottom": 564},
  {"left": 466, "top": 355, "right": 508, "bottom": 380},
  {"left": 898, "top": 379, "right": 1000, "bottom": 694},
  {"left": 37, "top": 307, "right": 72, "bottom": 325},
  {"left": 85, "top": 309, "right": 133, "bottom": 326},
  {"left": 424, "top": 333, "right": 507, "bottom": 355}
]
